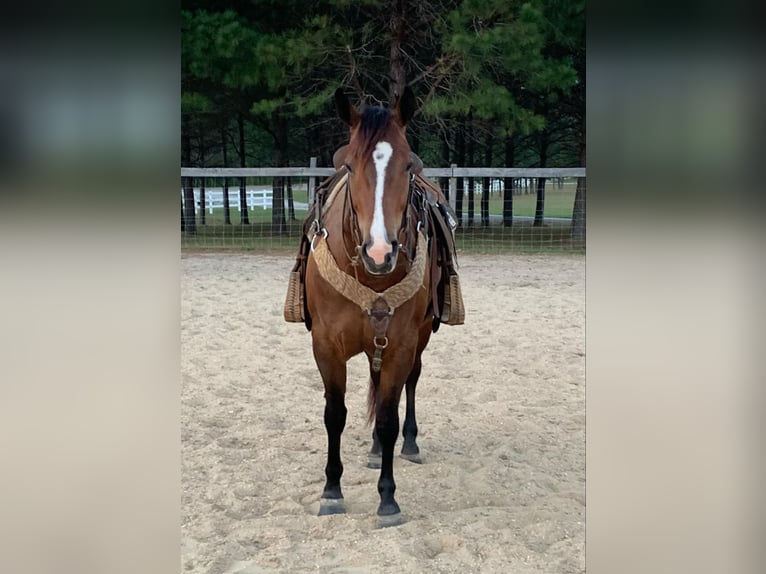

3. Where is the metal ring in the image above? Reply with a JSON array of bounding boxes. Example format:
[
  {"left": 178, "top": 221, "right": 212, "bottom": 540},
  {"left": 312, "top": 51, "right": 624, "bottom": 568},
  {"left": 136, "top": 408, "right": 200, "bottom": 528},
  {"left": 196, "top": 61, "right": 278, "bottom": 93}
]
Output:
[
  {"left": 373, "top": 336, "right": 388, "bottom": 349},
  {"left": 310, "top": 228, "right": 329, "bottom": 252}
]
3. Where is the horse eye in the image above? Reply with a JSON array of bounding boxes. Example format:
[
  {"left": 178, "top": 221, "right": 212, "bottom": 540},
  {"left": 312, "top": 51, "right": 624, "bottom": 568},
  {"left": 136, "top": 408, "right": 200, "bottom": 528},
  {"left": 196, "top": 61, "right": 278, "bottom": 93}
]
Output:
[
  {"left": 405, "top": 162, "right": 413, "bottom": 172},
  {"left": 344, "top": 162, "right": 353, "bottom": 173}
]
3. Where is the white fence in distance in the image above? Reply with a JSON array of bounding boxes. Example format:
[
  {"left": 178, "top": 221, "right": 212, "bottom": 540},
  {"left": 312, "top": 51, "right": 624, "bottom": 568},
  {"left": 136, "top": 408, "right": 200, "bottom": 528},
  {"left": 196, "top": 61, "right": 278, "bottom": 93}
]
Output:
[{"left": 183, "top": 188, "right": 275, "bottom": 214}]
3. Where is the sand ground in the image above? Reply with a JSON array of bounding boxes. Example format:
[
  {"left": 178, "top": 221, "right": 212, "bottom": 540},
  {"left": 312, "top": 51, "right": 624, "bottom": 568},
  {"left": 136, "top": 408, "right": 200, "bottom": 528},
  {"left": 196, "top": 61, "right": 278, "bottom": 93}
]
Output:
[{"left": 182, "top": 252, "right": 585, "bottom": 573}]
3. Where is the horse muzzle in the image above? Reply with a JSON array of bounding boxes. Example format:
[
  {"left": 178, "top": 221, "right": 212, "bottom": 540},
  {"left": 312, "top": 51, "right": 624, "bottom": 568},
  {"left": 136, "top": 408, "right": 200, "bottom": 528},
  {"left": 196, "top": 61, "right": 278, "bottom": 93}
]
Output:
[{"left": 361, "top": 239, "right": 399, "bottom": 276}]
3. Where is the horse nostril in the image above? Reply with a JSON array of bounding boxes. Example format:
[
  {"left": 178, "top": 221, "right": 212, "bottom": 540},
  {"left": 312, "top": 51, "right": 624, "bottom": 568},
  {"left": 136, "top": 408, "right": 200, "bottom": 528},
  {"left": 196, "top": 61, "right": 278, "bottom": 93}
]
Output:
[{"left": 386, "top": 241, "right": 399, "bottom": 264}]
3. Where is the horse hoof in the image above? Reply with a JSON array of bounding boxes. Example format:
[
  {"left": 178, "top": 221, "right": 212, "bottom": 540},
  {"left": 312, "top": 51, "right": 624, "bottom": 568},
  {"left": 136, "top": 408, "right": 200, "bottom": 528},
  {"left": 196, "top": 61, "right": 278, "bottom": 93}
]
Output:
[
  {"left": 377, "top": 512, "right": 404, "bottom": 528},
  {"left": 399, "top": 452, "right": 423, "bottom": 464},
  {"left": 367, "top": 453, "right": 382, "bottom": 469},
  {"left": 318, "top": 498, "right": 346, "bottom": 516}
]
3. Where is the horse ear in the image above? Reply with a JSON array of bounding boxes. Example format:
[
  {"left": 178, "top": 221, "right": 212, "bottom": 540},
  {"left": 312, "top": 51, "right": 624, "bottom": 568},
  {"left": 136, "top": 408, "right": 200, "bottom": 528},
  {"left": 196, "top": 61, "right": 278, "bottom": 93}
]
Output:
[
  {"left": 408, "top": 151, "right": 423, "bottom": 174},
  {"left": 335, "top": 88, "right": 359, "bottom": 127},
  {"left": 332, "top": 144, "right": 350, "bottom": 170},
  {"left": 394, "top": 86, "right": 417, "bottom": 127}
]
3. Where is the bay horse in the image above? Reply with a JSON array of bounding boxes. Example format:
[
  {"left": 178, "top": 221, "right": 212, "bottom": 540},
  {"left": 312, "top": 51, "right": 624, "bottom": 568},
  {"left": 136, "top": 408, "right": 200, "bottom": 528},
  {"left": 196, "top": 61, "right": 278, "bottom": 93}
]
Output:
[{"left": 304, "top": 87, "right": 436, "bottom": 527}]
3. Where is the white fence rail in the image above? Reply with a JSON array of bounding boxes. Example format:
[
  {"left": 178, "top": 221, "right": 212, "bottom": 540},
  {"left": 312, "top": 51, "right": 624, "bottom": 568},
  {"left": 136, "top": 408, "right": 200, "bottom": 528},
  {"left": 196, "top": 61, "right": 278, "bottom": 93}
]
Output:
[{"left": 184, "top": 188, "right": 274, "bottom": 214}]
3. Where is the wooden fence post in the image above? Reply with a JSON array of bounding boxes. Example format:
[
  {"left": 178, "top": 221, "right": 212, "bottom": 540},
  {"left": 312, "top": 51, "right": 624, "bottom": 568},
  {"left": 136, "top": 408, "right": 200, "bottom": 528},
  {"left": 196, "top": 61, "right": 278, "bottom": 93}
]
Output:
[{"left": 448, "top": 163, "right": 457, "bottom": 213}]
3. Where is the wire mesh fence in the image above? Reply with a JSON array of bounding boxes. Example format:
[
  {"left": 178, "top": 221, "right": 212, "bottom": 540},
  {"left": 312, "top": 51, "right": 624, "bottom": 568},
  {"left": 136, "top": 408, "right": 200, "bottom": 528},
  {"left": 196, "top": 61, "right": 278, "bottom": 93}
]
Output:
[{"left": 180, "top": 166, "right": 585, "bottom": 253}]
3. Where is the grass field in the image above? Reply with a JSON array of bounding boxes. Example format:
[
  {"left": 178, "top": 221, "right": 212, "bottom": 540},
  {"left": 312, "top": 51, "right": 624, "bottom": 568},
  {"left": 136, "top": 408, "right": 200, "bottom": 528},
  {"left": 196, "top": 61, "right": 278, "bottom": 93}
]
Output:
[
  {"left": 181, "top": 183, "right": 582, "bottom": 253},
  {"left": 189, "top": 183, "right": 575, "bottom": 223}
]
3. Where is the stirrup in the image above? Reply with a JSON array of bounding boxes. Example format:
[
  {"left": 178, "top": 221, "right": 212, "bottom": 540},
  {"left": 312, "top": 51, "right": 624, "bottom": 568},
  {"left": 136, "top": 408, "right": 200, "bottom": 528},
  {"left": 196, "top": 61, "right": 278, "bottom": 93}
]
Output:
[
  {"left": 440, "top": 274, "right": 465, "bottom": 325},
  {"left": 283, "top": 270, "right": 304, "bottom": 322}
]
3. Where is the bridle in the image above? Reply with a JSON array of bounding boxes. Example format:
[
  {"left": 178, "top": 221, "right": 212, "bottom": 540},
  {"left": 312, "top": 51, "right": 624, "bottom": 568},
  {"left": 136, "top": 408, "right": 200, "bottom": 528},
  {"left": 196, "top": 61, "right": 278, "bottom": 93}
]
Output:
[{"left": 341, "top": 168, "right": 423, "bottom": 271}]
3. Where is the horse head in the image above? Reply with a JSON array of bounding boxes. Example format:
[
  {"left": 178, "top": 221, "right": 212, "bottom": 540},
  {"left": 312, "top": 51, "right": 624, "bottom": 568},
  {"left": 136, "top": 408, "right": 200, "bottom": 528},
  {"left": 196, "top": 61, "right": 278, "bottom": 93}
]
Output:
[{"left": 333, "top": 87, "right": 417, "bottom": 276}]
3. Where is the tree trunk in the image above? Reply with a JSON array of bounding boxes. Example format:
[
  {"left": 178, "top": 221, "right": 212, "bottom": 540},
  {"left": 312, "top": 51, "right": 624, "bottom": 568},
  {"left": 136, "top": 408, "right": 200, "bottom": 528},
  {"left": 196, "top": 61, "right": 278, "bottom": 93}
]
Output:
[
  {"left": 466, "top": 114, "right": 474, "bottom": 228},
  {"left": 481, "top": 129, "right": 492, "bottom": 227},
  {"left": 237, "top": 113, "right": 250, "bottom": 225},
  {"left": 199, "top": 183, "right": 205, "bottom": 225},
  {"left": 388, "top": 0, "right": 406, "bottom": 104},
  {"left": 481, "top": 178, "right": 490, "bottom": 226},
  {"left": 533, "top": 177, "right": 546, "bottom": 227},
  {"left": 221, "top": 122, "right": 231, "bottom": 225},
  {"left": 182, "top": 177, "right": 196, "bottom": 234},
  {"left": 272, "top": 177, "right": 285, "bottom": 233},
  {"left": 440, "top": 123, "right": 450, "bottom": 200},
  {"left": 533, "top": 131, "right": 548, "bottom": 227},
  {"left": 467, "top": 177, "right": 475, "bottom": 228},
  {"left": 503, "top": 134, "right": 514, "bottom": 227},
  {"left": 286, "top": 177, "right": 295, "bottom": 221},
  {"left": 271, "top": 111, "right": 288, "bottom": 235},
  {"left": 181, "top": 126, "right": 196, "bottom": 234},
  {"left": 199, "top": 129, "right": 206, "bottom": 226},
  {"left": 454, "top": 119, "right": 465, "bottom": 226}
]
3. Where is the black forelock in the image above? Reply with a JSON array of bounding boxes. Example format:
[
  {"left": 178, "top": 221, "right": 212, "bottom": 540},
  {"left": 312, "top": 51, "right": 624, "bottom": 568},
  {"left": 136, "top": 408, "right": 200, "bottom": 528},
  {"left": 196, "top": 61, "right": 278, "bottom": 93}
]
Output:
[{"left": 357, "top": 106, "right": 393, "bottom": 156}]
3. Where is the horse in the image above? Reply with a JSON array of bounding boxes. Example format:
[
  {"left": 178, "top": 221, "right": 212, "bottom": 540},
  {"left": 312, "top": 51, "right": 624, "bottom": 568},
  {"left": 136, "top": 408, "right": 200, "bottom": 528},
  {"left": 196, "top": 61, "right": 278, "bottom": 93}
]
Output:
[{"left": 294, "top": 86, "right": 462, "bottom": 527}]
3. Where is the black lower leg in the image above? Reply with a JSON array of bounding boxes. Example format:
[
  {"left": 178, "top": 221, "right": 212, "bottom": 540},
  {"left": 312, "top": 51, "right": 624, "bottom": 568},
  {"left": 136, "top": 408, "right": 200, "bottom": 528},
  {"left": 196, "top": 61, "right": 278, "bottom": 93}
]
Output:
[
  {"left": 401, "top": 358, "right": 421, "bottom": 457},
  {"left": 375, "top": 411, "right": 400, "bottom": 516},
  {"left": 370, "top": 427, "right": 382, "bottom": 455},
  {"left": 322, "top": 392, "right": 346, "bottom": 500}
]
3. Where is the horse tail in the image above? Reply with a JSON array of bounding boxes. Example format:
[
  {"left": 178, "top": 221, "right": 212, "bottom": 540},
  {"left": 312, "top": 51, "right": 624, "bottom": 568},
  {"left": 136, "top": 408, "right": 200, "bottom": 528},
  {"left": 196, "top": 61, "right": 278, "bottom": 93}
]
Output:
[{"left": 366, "top": 376, "right": 377, "bottom": 427}]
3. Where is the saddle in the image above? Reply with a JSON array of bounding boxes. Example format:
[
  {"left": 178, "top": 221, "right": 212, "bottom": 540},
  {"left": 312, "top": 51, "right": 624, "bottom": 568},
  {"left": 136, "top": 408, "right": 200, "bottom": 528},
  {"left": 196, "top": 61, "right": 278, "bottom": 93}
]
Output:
[{"left": 284, "top": 166, "right": 464, "bottom": 332}]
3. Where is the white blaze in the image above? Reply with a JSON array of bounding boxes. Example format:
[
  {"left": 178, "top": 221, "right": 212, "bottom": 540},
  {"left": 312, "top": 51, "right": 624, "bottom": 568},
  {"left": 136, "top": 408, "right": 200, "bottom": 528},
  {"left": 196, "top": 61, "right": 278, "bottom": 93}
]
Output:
[{"left": 370, "top": 141, "right": 393, "bottom": 244}]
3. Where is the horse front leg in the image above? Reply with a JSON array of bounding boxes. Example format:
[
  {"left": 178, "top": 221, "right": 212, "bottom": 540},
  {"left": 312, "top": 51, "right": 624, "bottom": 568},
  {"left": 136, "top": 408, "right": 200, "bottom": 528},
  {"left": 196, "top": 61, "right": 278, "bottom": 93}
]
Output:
[
  {"left": 375, "top": 391, "right": 402, "bottom": 527},
  {"left": 400, "top": 354, "right": 423, "bottom": 463},
  {"left": 374, "top": 360, "right": 410, "bottom": 528},
  {"left": 313, "top": 342, "right": 348, "bottom": 516},
  {"left": 320, "top": 385, "right": 347, "bottom": 515}
]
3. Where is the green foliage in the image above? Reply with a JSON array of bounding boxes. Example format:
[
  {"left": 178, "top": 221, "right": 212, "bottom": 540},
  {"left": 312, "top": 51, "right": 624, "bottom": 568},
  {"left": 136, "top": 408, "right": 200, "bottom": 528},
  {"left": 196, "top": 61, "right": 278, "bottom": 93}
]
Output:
[
  {"left": 181, "top": 92, "right": 213, "bottom": 114},
  {"left": 425, "top": 0, "right": 580, "bottom": 140},
  {"left": 181, "top": 0, "right": 585, "bottom": 168}
]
